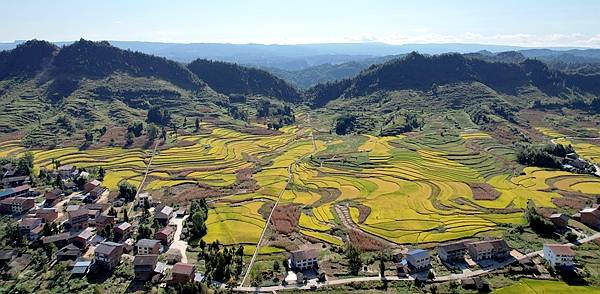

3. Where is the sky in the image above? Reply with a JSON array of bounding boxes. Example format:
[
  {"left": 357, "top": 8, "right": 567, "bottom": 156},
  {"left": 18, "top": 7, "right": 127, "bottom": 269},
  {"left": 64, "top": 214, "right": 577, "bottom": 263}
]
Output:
[{"left": 2, "top": 0, "right": 600, "bottom": 47}]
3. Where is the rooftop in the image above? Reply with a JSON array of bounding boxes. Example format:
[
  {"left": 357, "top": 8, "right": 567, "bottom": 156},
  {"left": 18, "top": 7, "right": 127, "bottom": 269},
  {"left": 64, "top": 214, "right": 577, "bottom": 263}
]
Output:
[
  {"left": 136, "top": 238, "right": 161, "bottom": 248},
  {"left": 95, "top": 241, "right": 122, "bottom": 256},
  {"left": 133, "top": 254, "right": 159, "bottom": 266},
  {"left": 172, "top": 263, "right": 195, "bottom": 275},
  {"left": 290, "top": 248, "right": 320, "bottom": 260},
  {"left": 545, "top": 244, "right": 576, "bottom": 256}
]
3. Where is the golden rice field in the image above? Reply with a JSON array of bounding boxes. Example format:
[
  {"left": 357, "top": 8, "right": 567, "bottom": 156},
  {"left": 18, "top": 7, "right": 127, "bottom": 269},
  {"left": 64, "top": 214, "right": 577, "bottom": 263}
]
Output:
[{"left": 2, "top": 124, "right": 599, "bottom": 248}]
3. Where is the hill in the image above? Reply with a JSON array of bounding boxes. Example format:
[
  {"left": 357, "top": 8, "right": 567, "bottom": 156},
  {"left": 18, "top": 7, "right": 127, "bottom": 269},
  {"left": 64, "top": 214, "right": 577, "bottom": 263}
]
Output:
[
  {"left": 187, "top": 59, "right": 300, "bottom": 102},
  {"left": 305, "top": 52, "right": 600, "bottom": 108},
  {"left": 0, "top": 39, "right": 226, "bottom": 147}
]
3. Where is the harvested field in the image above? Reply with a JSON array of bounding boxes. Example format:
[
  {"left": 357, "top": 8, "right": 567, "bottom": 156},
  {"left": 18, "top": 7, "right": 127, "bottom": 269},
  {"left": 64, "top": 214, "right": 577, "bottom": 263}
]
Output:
[
  {"left": 469, "top": 182, "right": 501, "bottom": 200},
  {"left": 270, "top": 204, "right": 300, "bottom": 234}
]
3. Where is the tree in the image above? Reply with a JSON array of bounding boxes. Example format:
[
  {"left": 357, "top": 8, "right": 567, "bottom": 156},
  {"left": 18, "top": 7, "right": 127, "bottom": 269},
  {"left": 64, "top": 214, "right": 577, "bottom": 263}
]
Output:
[
  {"left": 195, "top": 117, "right": 200, "bottom": 132},
  {"left": 345, "top": 243, "right": 362, "bottom": 275},
  {"left": 125, "top": 130, "right": 134, "bottom": 146},
  {"left": 147, "top": 106, "right": 171, "bottom": 126},
  {"left": 118, "top": 181, "right": 137, "bottom": 202},
  {"left": 147, "top": 124, "right": 158, "bottom": 142},
  {"left": 565, "top": 231, "right": 578, "bottom": 243},
  {"left": 84, "top": 130, "right": 93, "bottom": 142},
  {"left": 98, "top": 167, "right": 106, "bottom": 181},
  {"left": 102, "top": 223, "right": 115, "bottom": 241},
  {"left": 379, "top": 254, "right": 386, "bottom": 278},
  {"left": 17, "top": 152, "right": 34, "bottom": 176},
  {"left": 249, "top": 266, "right": 263, "bottom": 287},
  {"left": 137, "top": 225, "right": 152, "bottom": 240},
  {"left": 273, "top": 260, "right": 280, "bottom": 273},
  {"left": 427, "top": 269, "right": 435, "bottom": 280},
  {"left": 123, "top": 209, "right": 129, "bottom": 223}
]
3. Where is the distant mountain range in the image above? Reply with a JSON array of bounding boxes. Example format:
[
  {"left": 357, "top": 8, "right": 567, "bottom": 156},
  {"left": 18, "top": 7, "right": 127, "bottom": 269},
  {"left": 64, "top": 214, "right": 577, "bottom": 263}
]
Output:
[
  {"left": 1, "top": 39, "right": 600, "bottom": 146},
  {"left": 1, "top": 40, "right": 600, "bottom": 72}
]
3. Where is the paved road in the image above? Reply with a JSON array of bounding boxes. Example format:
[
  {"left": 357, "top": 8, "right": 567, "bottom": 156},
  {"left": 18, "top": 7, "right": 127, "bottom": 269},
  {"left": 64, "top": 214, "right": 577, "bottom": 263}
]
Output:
[
  {"left": 233, "top": 231, "right": 600, "bottom": 292},
  {"left": 169, "top": 215, "right": 189, "bottom": 263}
]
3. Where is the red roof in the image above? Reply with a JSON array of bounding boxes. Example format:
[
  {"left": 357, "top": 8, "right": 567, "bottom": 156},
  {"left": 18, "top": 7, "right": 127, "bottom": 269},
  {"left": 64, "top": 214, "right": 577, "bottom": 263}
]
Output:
[{"left": 172, "top": 263, "right": 195, "bottom": 275}]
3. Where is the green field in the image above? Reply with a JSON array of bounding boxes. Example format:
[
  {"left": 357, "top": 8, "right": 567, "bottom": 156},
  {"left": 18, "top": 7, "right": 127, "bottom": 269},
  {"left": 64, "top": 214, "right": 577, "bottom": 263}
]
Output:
[{"left": 493, "top": 279, "right": 600, "bottom": 294}]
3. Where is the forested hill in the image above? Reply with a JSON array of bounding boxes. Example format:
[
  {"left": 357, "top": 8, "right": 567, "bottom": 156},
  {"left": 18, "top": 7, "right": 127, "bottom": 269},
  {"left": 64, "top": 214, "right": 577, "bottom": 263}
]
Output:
[
  {"left": 304, "top": 52, "right": 600, "bottom": 107},
  {"left": 187, "top": 59, "right": 301, "bottom": 102},
  {"left": 50, "top": 39, "right": 206, "bottom": 91},
  {"left": 0, "top": 40, "right": 57, "bottom": 79}
]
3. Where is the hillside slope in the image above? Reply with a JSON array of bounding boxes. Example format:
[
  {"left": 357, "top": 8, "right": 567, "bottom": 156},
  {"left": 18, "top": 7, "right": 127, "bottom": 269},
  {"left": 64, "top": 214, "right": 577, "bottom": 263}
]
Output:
[
  {"left": 187, "top": 59, "right": 301, "bottom": 102},
  {"left": 0, "top": 39, "right": 225, "bottom": 147},
  {"left": 305, "top": 52, "right": 600, "bottom": 108}
]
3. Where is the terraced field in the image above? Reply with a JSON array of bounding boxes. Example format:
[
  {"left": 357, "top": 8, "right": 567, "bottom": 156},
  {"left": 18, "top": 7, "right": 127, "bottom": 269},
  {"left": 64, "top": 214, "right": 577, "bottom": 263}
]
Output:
[{"left": 2, "top": 123, "right": 599, "bottom": 248}]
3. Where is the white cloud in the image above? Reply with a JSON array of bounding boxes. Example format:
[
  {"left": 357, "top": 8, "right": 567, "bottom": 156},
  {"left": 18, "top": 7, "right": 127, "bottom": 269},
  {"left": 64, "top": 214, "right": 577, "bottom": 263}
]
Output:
[{"left": 343, "top": 33, "right": 600, "bottom": 48}]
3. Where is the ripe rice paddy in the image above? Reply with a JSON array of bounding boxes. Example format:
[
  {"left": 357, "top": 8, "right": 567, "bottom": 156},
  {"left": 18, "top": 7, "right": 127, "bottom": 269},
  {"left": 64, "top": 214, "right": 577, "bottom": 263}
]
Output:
[{"left": 2, "top": 123, "right": 599, "bottom": 248}]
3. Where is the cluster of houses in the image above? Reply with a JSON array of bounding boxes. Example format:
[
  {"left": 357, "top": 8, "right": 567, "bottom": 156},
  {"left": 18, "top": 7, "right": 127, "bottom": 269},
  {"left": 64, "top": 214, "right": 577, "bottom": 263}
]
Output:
[{"left": 0, "top": 162, "right": 203, "bottom": 286}]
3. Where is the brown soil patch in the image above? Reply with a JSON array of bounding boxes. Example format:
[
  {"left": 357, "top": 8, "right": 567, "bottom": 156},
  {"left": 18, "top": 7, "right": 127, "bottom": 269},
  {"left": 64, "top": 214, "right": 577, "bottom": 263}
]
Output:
[
  {"left": 152, "top": 184, "right": 222, "bottom": 205},
  {"left": 234, "top": 168, "right": 258, "bottom": 191},
  {"left": 553, "top": 191, "right": 597, "bottom": 210},
  {"left": 270, "top": 204, "right": 300, "bottom": 234},
  {"left": 355, "top": 204, "right": 371, "bottom": 224},
  {"left": 347, "top": 229, "right": 385, "bottom": 251},
  {"left": 469, "top": 183, "right": 501, "bottom": 200}
]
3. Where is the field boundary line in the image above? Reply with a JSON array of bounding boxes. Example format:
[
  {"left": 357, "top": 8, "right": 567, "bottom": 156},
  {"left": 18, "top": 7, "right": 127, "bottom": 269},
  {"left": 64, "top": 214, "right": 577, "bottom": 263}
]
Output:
[
  {"left": 240, "top": 131, "right": 317, "bottom": 287},
  {"left": 128, "top": 140, "right": 160, "bottom": 215}
]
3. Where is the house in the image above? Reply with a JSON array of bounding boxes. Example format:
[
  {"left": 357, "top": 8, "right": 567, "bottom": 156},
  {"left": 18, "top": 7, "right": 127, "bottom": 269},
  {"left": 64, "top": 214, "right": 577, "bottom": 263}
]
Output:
[
  {"left": 395, "top": 259, "right": 409, "bottom": 277},
  {"left": 35, "top": 208, "right": 58, "bottom": 222},
  {"left": 95, "top": 214, "right": 115, "bottom": 233},
  {"left": 57, "top": 165, "right": 74, "bottom": 178},
  {"left": 0, "top": 197, "right": 34, "bottom": 214},
  {"left": 580, "top": 206, "right": 600, "bottom": 229},
  {"left": 133, "top": 254, "right": 159, "bottom": 281},
  {"left": 0, "top": 250, "right": 16, "bottom": 270},
  {"left": 63, "top": 181, "right": 77, "bottom": 191},
  {"left": 94, "top": 241, "right": 123, "bottom": 270},
  {"left": 155, "top": 226, "right": 175, "bottom": 246},
  {"left": 466, "top": 239, "right": 511, "bottom": 261},
  {"left": 136, "top": 239, "right": 161, "bottom": 255},
  {"left": 42, "top": 232, "right": 71, "bottom": 248},
  {"left": 406, "top": 249, "right": 431, "bottom": 272},
  {"left": 0, "top": 185, "right": 32, "bottom": 200},
  {"left": 19, "top": 217, "right": 43, "bottom": 240},
  {"left": 44, "top": 189, "right": 63, "bottom": 205},
  {"left": 71, "top": 259, "right": 92, "bottom": 276},
  {"left": 73, "top": 227, "right": 95, "bottom": 248},
  {"left": 438, "top": 240, "right": 469, "bottom": 262},
  {"left": 2, "top": 176, "right": 29, "bottom": 188},
  {"left": 87, "top": 186, "right": 106, "bottom": 202},
  {"left": 549, "top": 213, "right": 570, "bottom": 229},
  {"left": 154, "top": 205, "right": 174, "bottom": 225},
  {"left": 138, "top": 192, "right": 152, "bottom": 208},
  {"left": 290, "top": 248, "right": 320, "bottom": 270},
  {"left": 68, "top": 208, "right": 90, "bottom": 231},
  {"left": 115, "top": 222, "right": 132, "bottom": 240},
  {"left": 56, "top": 244, "right": 81, "bottom": 261},
  {"left": 543, "top": 244, "right": 576, "bottom": 268},
  {"left": 84, "top": 180, "right": 102, "bottom": 193},
  {"left": 171, "top": 263, "right": 196, "bottom": 283},
  {"left": 461, "top": 277, "right": 490, "bottom": 292}
]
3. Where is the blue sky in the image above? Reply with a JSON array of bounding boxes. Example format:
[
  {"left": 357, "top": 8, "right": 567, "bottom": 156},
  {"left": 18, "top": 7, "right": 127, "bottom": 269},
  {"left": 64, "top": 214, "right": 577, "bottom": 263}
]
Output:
[{"left": 3, "top": 0, "right": 600, "bottom": 47}]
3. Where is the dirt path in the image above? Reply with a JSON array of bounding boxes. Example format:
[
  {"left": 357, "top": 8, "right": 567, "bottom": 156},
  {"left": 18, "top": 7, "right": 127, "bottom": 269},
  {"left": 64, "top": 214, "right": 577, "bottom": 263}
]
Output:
[
  {"left": 240, "top": 131, "right": 318, "bottom": 287},
  {"left": 128, "top": 140, "right": 160, "bottom": 215},
  {"left": 334, "top": 204, "right": 403, "bottom": 250}
]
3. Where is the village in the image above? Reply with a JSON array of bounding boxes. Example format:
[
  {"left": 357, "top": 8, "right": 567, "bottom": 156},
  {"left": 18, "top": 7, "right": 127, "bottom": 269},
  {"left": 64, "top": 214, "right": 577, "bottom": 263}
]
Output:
[{"left": 1, "top": 155, "right": 600, "bottom": 293}]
